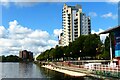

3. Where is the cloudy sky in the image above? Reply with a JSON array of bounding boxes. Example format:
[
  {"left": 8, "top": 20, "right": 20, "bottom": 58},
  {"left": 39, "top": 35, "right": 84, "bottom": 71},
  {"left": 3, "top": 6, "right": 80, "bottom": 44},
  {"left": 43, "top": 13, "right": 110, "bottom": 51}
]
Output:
[{"left": 0, "top": 0, "right": 119, "bottom": 56}]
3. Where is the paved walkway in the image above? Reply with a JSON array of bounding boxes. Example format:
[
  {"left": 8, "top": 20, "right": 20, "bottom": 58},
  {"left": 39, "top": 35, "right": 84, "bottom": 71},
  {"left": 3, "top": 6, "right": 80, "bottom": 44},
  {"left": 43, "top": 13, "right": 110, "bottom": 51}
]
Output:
[
  {"left": 42, "top": 65, "right": 87, "bottom": 77},
  {"left": 40, "top": 62, "right": 120, "bottom": 79}
]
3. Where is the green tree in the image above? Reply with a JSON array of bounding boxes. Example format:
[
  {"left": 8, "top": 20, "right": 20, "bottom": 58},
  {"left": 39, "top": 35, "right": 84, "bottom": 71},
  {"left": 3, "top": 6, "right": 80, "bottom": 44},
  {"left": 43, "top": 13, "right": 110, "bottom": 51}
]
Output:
[
  {"left": 98, "top": 33, "right": 115, "bottom": 60},
  {"left": 83, "top": 34, "right": 101, "bottom": 59},
  {"left": 2, "top": 55, "right": 20, "bottom": 62}
]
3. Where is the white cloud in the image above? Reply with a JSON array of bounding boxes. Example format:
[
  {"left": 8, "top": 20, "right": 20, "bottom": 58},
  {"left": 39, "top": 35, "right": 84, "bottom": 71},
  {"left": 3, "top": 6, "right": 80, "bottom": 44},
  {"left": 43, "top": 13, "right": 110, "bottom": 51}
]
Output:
[
  {"left": 0, "top": 20, "right": 58, "bottom": 56},
  {"left": 101, "top": 12, "right": 118, "bottom": 19},
  {"left": 8, "top": 20, "right": 32, "bottom": 34},
  {"left": 1, "top": 0, "right": 10, "bottom": 7},
  {"left": 1, "top": 0, "right": 38, "bottom": 7},
  {"left": 14, "top": 2, "right": 37, "bottom": 7},
  {"left": 53, "top": 29, "right": 62, "bottom": 37},
  {"left": 48, "top": 40, "right": 58, "bottom": 46},
  {"left": 88, "top": 12, "right": 97, "bottom": 17},
  {"left": 0, "top": 26, "right": 6, "bottom": 38},
  {"left": 91, "top": 28, "right": 109, "bottom": 43},
  {"left": 91, "top": 28, "right": 104, "bottom": 34},
  {"left": 28, "top": 30, "right": 49, "bottom": 39},
  {"left": 107, "top": 0, "right": 120, "bottom": 4},
  {"left": 1, "top": 0, "right": 66, "bottom": 7},
  {"left": 0, "top": 38, "right": 20, "bottom": 47}
]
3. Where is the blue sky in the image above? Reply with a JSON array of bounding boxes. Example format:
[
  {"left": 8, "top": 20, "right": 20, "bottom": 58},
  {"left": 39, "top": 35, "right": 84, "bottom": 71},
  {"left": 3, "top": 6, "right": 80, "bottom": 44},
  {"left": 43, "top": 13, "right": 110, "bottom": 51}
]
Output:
[
  {"left": 0, "top": 2, "right": 118, "bottom": 56},
  {"left": 2, "top": 2, "right": 118, "bottom": 33}
]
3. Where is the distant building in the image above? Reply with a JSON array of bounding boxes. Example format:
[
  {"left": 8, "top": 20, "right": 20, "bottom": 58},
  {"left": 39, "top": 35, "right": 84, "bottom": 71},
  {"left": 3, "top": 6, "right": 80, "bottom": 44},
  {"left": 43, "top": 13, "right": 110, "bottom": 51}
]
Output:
[
  {"left": 19, "top": 50, "right": 33, "bottom": 61},
  {"left": 59, "top": 4, "right": 91, "bottom": 46}
]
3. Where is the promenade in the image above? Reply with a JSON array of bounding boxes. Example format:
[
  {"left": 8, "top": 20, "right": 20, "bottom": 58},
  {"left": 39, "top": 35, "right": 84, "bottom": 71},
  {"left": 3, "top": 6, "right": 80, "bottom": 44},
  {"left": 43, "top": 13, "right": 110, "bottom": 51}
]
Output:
[
  {"left": 42, "top": 65, "right": 87, "bottom": 77},
  {"left": 39, "top": 61, "right": 120, "bottom": 79}
]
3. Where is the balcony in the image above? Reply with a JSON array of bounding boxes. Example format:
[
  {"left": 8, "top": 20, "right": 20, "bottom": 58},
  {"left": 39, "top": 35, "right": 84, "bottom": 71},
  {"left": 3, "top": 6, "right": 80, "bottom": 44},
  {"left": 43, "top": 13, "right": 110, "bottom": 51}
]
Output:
[
  {"left": 68, "top": 15, "right": 71, "bottom": 19},
  {"left": 68, "top": 14, "right": 70, "bottom": 16},
  {"left": 74, "top": 25, "right": 78, "bottom": 28},
  {"left": 69, "top": 38, "right": 71, "bottom": 41},
  {"left": 62, "top": 10, "right": 65, "bottom": 13},
  {"left": 74, "top": 21, "right": 78, "bottom": 24},
  {"left": 88, "top": 26, "right": 91, "bottom": 28},
  {"left": 74, "top": 29, "right": 78, "bottom": 31},
  {"left": 74, "top": 35, "right": 78, "bottom": 38},
  {"left": 62, "top": 14, "right": 66, "bottom": 16},
  {"left": 68, "top": 29, "right": 70, "bottom": 31},
  {"left": 63, "top": 16, "right": 66, "bottom": 18},
  {"left": 88, "top": 19, "right": 90, "bottom": 22},
  {"left": 89, "top": 32, "right": 91, "bottom": 34},
  {"left": 68, "top": 22, "right": 70, "bottom": 25},
  {"left": 89, "top": 29, "right": 91, "bottom": 31},
  {"left": 88, "top": 22, "right": 90, "bottom": 25},
  {"left": 74, "top": 19, "right": 78, "bottom": 21},
  {"left": 62, "top": 22, "right": 66, "bottom": 24},
  {"left": 74, "top": 32, "right": 78, "bottom": 34},
  {"left": 68, "top": 35, "right": 71, "bottom": 37},
  {"left": 62, "top": 24, "right": 65, "bottom": 26},
  {"left": 68, "top": 19, "right": 70, "bottom": 22},
  {"left": 68, "top": 26, "right": 70, "bottom": 28}
]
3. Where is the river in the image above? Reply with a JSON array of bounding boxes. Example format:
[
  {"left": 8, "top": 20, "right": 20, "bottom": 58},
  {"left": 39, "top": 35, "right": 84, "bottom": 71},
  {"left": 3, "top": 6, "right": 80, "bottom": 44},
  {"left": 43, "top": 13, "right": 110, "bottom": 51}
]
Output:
[{"left": 1, "top": 62, "right": 102, "bottom": 80}]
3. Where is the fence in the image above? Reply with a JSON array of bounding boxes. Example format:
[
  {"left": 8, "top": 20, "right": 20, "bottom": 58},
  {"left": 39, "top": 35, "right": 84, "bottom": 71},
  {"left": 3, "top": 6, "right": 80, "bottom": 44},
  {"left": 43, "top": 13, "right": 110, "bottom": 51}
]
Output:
[{"left": 54, "top": 61, "right": 120, "bottom": 78}]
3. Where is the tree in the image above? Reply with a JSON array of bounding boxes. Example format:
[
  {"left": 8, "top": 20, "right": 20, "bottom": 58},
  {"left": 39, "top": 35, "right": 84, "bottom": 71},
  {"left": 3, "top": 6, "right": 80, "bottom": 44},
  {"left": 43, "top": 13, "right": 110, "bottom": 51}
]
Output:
[
  {"left": 97, "top": 33, "right": 115, "bottom": 60},
  {"left": 2, "top": 55, "right": 20, "bottom": 62},
  {"left": 83, "top": 34, "right": 101, "bottom": 59},
  {"left": 55, "top": 46, "right": 64, "bottom": 60},
  {"left": 71, "top": 35, "right": 87, "bottom": 58},
  {"left": 37, "top": 34, "right": 103, "bottom": 61}
]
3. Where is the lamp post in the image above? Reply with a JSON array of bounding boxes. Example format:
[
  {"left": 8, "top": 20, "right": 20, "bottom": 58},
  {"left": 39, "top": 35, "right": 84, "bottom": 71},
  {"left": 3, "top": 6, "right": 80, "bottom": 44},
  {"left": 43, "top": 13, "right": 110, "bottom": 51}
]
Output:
[
  {"left": 52, "top": 56, "right": 53, "bottom": 62},
  {"left": 70, "top": 52, "right": 72, "bottom": 60},
  {"left": 63, "top": 53, "right": 65, "bottom": 61},
  {"left": 78, "top": 50, "right": 81, "bottom": 60}
]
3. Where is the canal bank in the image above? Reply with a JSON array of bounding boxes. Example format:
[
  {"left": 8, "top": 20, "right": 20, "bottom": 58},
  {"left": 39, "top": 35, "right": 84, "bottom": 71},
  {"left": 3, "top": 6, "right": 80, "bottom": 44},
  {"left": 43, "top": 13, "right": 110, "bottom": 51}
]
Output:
[
  {"left": 41, "top": 65, "right": 87, "bottom": 77},
  {"left": 35, "top": 61, "right": 120, "bottom": 80}
]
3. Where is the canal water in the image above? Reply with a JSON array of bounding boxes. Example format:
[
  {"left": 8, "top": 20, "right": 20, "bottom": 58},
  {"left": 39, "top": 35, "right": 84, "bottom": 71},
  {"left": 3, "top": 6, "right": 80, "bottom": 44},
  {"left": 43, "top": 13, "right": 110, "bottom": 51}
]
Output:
[{"left": 1, "top": 62, "right": 103, "bottom": 80}]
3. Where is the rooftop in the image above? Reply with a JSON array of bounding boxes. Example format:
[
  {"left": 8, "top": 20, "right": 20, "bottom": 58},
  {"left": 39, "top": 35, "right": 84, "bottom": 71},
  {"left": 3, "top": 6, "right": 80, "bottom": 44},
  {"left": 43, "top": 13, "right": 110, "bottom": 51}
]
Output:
[{"left": 99, "top": 25, "right": 120, "bottom": 34}]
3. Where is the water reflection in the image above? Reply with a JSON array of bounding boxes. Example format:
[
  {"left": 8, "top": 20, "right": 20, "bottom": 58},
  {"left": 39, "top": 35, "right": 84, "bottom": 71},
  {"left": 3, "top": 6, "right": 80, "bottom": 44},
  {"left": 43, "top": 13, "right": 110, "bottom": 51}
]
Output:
[
  {"left": 2, "top": 62, "right": 46, "bottom": 78},
  {"left": 2, "top": 62, "right": 102, "bottom": 80},
  {"left": 19, "top": 62, "right": 33, "bottom": 78},
  {"left": 2, "top": 62, "right": 19, "bottom": 78}
]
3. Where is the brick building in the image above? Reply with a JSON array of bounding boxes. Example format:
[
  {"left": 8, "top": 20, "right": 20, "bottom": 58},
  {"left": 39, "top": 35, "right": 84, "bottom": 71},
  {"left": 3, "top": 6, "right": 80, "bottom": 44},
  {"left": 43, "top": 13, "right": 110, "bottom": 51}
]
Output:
[{"left": 19, "top": 50, "right": 33, "bottom": 61}]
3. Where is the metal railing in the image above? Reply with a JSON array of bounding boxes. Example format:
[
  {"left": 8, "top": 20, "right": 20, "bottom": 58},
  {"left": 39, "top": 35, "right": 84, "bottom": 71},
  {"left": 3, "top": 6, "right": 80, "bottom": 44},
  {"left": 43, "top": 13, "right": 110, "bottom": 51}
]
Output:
[{"left": 52, "top": 61, "right": 120, "bottom": 78}]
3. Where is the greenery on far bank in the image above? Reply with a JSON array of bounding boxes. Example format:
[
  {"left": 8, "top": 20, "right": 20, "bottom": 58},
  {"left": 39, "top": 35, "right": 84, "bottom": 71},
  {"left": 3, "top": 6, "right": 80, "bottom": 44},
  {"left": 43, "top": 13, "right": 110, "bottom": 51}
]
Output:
[
  {"left": 37, "top": 34, "right": 115, "bottom": 61},
  {"left": 0, "top": 55, "right": 22, "bottom": 62}
]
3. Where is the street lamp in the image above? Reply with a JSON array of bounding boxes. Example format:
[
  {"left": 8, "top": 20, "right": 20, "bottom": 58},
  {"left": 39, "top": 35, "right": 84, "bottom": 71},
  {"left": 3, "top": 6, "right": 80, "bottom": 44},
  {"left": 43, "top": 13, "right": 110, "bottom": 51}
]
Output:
[
  {"left": 78, "top": 50, "right": 82, "bottom": 60},
  {"left": 70, "top": 52, "right": 72, "bottom": 60},
  {"left": 63, "top": 53, "right": 65, "bottom": 61},
  {"left": 80, "top": 50, "right": 81, "bottom": 53}
]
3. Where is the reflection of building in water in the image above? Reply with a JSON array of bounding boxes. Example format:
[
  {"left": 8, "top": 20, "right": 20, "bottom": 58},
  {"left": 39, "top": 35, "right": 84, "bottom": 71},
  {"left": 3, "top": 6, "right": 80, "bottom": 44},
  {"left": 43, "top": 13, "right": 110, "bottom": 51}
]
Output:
[
  {"left": 19, "top": 50, "right": 33, "bottom": 61},
  {"left": 19, "top": 62, "right": 33, "bottom": 78}
]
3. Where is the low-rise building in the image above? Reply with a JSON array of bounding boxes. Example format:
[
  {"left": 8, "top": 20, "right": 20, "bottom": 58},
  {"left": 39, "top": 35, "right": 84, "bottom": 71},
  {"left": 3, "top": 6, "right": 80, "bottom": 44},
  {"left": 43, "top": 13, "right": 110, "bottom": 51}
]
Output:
[{"left": 19, "top": 50, "right": 33, "bottom": 61}]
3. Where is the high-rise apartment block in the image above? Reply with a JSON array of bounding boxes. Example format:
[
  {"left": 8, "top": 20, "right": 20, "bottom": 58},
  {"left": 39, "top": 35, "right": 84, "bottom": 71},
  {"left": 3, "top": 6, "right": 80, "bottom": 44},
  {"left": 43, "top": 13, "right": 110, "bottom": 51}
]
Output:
[{"left": 59, "top": 4, "right": 91, "bottom": 46}]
